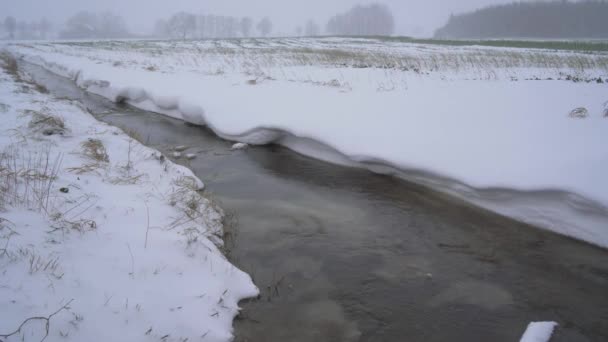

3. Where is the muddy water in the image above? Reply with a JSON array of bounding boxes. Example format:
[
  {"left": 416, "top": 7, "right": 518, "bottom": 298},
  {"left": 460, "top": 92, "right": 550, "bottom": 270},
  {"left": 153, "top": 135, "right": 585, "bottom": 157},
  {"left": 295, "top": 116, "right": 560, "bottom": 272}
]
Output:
[{"left": 21, "top": 61, "right": 608, "bottom": 342}]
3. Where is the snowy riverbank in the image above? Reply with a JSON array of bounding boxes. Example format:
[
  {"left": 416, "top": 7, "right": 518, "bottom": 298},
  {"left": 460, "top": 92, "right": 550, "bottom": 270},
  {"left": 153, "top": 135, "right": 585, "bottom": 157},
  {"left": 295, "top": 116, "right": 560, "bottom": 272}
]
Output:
[
  {"left": 6, "top": 38, "right": 608, "bottom": 249},
  {"left": 0, "top": 56, "right": 257, "bottom": 342}
]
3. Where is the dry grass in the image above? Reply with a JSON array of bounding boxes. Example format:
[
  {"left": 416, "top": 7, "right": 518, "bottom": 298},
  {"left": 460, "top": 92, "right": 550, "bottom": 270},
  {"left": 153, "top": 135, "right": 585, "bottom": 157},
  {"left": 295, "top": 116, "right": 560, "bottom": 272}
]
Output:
[
  {"left": 569, "top": 107, "right": 589, "bottom": 119},
  {"left": 0, "top": 51, "right": 19, "bottom": 78},
  {"left": 66, "top": 163, "right": 103, "bottom": 175},
  {"left": 0, "top": 145, "right": 63, "bottom": 214},
  {"left": 66, "top": 139, "right": 109, "bottom": 175},
  {"left": 26, "top": 110, "right": 67, "bottom": 136},
  {"left": 81, "top": 138, "right": 109, "bottom": 163},
  {"left": 18, "top": 248, "right": 62, "bottom": 275},
  {"left": 0, "top": 52, "right": 49, "bottom": 94},
  {"left": 0, "top": 103, "right": 10, "bottom": 113},
  {"left": 107, "top": 173, "right": 144, "bottom": 185},
  {"left": 0, "top": 146, "right": 97, "bottom": 238},
  {"left": 166, "top": 176, "right": 226, "bottom": 246},
  {"left": 0, "top": 217, "right": 18, "bottom": 258}
]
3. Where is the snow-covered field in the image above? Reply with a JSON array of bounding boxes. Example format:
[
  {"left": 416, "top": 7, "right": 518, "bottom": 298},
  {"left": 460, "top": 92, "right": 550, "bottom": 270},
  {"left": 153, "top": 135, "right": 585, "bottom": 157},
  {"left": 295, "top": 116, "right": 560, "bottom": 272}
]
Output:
[
  {"left": 0, "top": 57, "right": 257, "bottom": 342},
  {"left": 5, "top": 37, "right": 608, "bottom": 249}
]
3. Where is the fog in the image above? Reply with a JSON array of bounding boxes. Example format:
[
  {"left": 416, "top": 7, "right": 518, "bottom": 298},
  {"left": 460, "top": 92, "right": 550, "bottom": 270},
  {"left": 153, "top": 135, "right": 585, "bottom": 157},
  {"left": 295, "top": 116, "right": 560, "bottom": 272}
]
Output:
[{"left": 2, "top": 0, "right": 516, "bottom": 37}]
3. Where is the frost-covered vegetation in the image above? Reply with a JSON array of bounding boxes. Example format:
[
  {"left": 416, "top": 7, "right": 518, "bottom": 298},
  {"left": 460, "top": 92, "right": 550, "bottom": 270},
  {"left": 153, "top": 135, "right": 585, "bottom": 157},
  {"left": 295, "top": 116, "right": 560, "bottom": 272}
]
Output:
[{"left": 21, "top": 37, "right": 608, "bottom": 85}]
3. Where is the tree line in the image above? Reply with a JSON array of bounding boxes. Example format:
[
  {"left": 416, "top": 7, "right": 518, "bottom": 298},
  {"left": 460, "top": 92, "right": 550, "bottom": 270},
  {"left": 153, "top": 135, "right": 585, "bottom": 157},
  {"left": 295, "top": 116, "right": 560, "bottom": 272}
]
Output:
[
  {"left": 435, "top": 0, "right": 608, "bottom": 39},
  {"left": 2, "top": 16, "right": 52, "bottom": 40},
  {"left": 326, "top": 3, "right": 395, "bottom": 36},
  {"left": 3, "top": 3, "right": 396, "bottom": 40},
  {"left": 2, "top": 12, "right": 129, "bottom": 40},
  {"left": 154, "top": 13, "right": 272, "bottom": 39},
  {"left": 60, "top": 11, "right": 129, "bottom": 39}
]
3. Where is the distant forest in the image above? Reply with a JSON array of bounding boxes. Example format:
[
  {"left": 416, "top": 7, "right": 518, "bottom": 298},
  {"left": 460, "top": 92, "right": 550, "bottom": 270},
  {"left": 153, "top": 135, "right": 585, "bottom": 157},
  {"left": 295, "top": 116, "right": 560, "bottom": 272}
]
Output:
[{"left": 434, "top": 1, "right": 608, "bottom": 39}]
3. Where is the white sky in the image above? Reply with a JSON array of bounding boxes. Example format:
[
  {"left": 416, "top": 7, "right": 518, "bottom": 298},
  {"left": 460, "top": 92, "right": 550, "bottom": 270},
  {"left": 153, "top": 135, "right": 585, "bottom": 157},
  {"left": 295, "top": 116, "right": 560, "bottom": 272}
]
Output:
[{"left": 2, "top": 0, "right": 525, "bottom": 37}]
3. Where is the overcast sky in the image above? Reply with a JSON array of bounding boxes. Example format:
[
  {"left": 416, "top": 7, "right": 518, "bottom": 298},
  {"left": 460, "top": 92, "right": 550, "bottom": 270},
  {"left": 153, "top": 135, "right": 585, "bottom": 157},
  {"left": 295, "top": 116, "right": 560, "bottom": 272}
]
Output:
[{"left": 2, "top": 0, "right": 520, "bottom": 37}]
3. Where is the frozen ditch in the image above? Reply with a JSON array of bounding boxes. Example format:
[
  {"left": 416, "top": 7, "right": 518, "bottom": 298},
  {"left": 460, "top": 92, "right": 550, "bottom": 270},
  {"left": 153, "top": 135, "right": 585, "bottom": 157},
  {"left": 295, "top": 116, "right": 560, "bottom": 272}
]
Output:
[
  {"left": 18, "top": 59, "right": 608, "bottom": 342},
  {"left": 9, "top": 43, "right": 608, "bottom": 249}
]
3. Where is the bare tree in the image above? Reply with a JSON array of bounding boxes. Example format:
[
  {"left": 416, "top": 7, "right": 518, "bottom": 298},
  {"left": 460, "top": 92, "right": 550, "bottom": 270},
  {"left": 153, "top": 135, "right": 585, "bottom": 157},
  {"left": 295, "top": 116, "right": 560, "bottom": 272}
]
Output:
[
  {"left": 225, "top": 16, "right": 238, "bottom": 37},
  {"left": 215, "top": 16, "right": 226, "bottom": 37},
  {"left": 256, "top": 17, "right": 272, "bottom": 37},
  {"left": 305, "top": 20, "right": 320, "bottom": 36},
  {"left": 98, "top": 11, "right": 127, "bottom": 38},
  {"left": 154, "top": 19, "right": 169, "bottom": 38},
  {"left": 196, "top": 15, "right": 207, "bottom": 38},
  {"left": 61, "top": 11, "right": 98, "bottom": 38},
  {"left": 4, "top": 16, "right": 16, "bottom": 39},
  {"left": 295, "top": 26, "right": 303, "bottom": 37},
  {"left": 61, "top": 11, "right": 129, "bottom": 39},
  {"left": 240, "top": 17, "right": 253, "bottom": 37},
  {"left": 168, "top": 12, "right": 196, "bottom": 39},
  {"left": 156, "top": 13, "right": 255, "bottom": 39},
  {"left": 17, "top": 20, "right": 28, "bottom": 39},
  {"left": 38, "top": 18, "right": 52, "bottom": 39}
]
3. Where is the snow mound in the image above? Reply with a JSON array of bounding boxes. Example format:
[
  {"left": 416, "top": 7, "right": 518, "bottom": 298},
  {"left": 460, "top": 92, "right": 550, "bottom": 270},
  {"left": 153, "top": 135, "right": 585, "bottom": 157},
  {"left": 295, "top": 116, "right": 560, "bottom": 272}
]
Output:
[
  {"left": 568, "top": 107, "right": 588, "bottom": 118},
  {"left": 231, "top": 142, "right": 249, "bottom": 150}
]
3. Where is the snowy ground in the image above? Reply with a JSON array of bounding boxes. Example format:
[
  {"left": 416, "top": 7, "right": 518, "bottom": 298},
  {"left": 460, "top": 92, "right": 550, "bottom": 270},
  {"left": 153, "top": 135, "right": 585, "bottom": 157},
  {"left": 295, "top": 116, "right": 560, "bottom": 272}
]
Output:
[
  {"left": 0, "top": 56, "right": 257, "bottom": 342},
  {"left": 5, "top": 37, "right": 608, "bottom": 250}
]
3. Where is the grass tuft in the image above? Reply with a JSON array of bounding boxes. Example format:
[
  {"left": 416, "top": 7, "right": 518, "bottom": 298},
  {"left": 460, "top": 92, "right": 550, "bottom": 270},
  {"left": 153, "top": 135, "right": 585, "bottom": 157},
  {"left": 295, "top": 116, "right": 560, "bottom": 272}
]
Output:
[
  {"left": 81, "top": 138, "right": 109, "bottom": 163},
  {"left": 27, "top": 110, "right": 67, "bottom": 136}
]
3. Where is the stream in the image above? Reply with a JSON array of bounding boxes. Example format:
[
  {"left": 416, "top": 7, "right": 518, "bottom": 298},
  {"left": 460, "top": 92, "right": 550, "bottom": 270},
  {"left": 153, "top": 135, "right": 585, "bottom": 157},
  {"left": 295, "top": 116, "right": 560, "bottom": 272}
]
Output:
[{"left": 20, "top": 61, "right": 608, "bottom": 342}]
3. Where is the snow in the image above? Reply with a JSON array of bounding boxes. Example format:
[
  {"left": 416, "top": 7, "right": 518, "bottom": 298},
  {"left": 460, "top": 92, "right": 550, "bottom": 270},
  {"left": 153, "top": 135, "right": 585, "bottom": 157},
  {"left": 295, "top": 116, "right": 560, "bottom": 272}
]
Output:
[
  {"left": 174, "top": 145, "right": 188, "bottom": 152},
  {"left": 0, "top": 62, "right": 257, "bottom": 341},
  {"left": 5, "top": 38, "right": 608, "bottom": 248},
  {"left": 231, "top": 143, "right": 249, "bottom": 151},
  {"left": 520, "top": 322, "right": 558, "bottom": 342}
]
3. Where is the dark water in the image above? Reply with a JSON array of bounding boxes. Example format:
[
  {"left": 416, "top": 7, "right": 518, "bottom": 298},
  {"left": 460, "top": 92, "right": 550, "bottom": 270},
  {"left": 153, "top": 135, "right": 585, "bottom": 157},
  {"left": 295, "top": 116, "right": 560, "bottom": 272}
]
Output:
[{"left": 21, "top": 61, "right": 608, "bottom": 342}]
